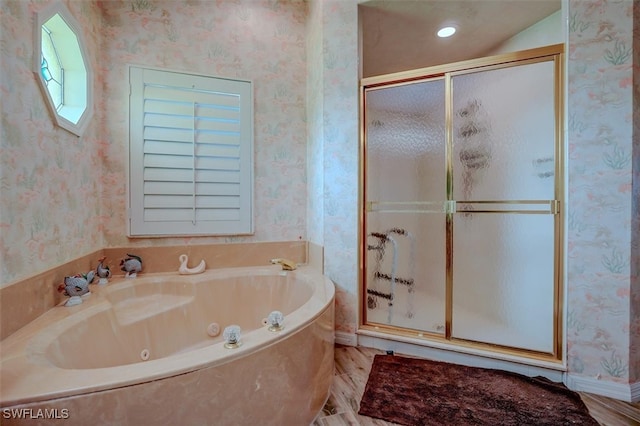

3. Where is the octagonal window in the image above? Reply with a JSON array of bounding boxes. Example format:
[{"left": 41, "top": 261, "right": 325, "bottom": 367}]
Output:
[{"left": 34, "top": 2, "right": 93, "bottom": 136}]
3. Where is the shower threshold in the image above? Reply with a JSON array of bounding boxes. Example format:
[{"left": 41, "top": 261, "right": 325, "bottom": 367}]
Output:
[{"left": 356, "top": 327, "right": 566, "bottom": 383}]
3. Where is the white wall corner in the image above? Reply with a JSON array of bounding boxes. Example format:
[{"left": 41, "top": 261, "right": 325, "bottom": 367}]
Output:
[
  {"left": 565, "top": 373, "right": 639, "bottom": 403},
  {"left": 307, "top": 242, "right": 324, "bottom": 273},
  {"left": 335, "top": 331, "right": 358, "bottom": 347}
]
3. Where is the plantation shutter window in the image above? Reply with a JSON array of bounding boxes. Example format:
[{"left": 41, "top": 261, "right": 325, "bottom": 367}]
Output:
[{"left": 129, "top": 67, "right": 253, "bottom": 236}]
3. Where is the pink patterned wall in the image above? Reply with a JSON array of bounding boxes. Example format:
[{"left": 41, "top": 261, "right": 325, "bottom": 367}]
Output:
[
  {"left": 566, "top": 0, "right": 637, "bottom": 385},
  {"left": 1, "top": 0, "right": 308, "bottom": 280},
  {"left": 308, "top": 0, "right": 360, "bottom": 336},
  {"left": 631, "top": 0, "right": 640, "bottom": 386},
  {"left": 97, "top": 0, "right": 308, "bottom": 248},
  {"left": 1, "top": 0, "right": 104, "bottom": 284}
]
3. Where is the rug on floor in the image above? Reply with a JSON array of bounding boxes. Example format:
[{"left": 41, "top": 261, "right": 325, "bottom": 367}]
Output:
[{"left": 358, "top": 354, "right": 599, "bottom": 426}]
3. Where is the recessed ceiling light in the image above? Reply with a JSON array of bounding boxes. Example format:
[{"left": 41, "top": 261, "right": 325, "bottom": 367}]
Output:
[{"left": 437, "top": 26, "right": 456, "bottom": 38}]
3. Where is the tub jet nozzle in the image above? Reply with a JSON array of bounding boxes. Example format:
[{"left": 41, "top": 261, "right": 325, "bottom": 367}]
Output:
[
  {"left": 140, "top": 349, "right": 150, "bottom": 361},
  {"left": 207, "top": 322, "right": 220, "bottom": 337}
]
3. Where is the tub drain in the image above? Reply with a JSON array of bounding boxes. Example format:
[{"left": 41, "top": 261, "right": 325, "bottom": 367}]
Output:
[{"left": 140, "top": 349, "right": 150, "bottom": 361}]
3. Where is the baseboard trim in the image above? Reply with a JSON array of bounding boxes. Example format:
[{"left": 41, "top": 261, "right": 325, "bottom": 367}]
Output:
[
  {"left": 335, "top": 331, "right": 357, "bottom": 346},
  {"left": 565, "top": 373, "right": 639, "bottom": 402}
]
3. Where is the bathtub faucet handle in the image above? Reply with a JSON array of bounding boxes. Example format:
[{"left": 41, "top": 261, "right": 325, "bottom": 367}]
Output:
[
  {"left": 223, "top": 325, "right": 242, "bottom": 349},
  {"left": 270, "top": 258, "right": 297, "bottom": 271},
  {"left": 267, "top": 310, "right": 285, "bottom": 332}
]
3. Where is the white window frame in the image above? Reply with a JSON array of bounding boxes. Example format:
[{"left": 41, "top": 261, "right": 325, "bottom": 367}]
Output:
[
  {"left": 128, "top": 65, "right": 254, "bottom": 237},
  {"left": 33, "top": 1, "right": 93, "bottom": 136}
]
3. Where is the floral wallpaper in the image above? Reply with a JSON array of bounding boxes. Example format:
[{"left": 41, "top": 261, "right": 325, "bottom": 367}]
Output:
[
  {"left": 307, "top": 0, "right": 360, "bottom": 335},
  {"left": 632, "top": 0, "right": 640, "bottom": 387},
  {"left": 305, "top": 0, "right": 324, "bottom": 247},
  {"left": 566, "top": 0, "right": 637, "bottom": 384},
  {"left": 98, "top": 0, "right": 308, "bottom": 247},
  {"left": 0, "top": 0, "right": 638, "bottom": 392},
  {"left": 0, "top": 0, "right": 104, "bottom": 284}
]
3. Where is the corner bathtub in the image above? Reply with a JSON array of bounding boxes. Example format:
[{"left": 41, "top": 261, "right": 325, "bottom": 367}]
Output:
[{"left": 0, "top": 265, "right": 335, "bottom": 425}]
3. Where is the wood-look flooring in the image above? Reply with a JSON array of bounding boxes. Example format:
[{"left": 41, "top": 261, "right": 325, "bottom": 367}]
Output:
[{"left": 312, "top": 345, "right": 640, "bottom": 426}]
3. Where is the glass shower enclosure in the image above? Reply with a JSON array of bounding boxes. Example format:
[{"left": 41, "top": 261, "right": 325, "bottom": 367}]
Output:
[{"left": 361, "top": 45, "right": 564, "bottom": 360}]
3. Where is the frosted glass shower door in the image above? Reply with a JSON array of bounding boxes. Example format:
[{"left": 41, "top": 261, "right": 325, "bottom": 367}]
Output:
[
  {"left": 364, "top": 78, "right": 447, "bottom": 334},
  {"left": 450, "top": 60, "right": 558, "bottom": 353},
  {"left": 361, "top": 45, "right": 563, "bottom": 360}
]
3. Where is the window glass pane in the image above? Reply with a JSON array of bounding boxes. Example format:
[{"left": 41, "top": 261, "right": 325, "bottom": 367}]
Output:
[
  {"left": 34, "top": 2, "right": 93, "bottom": 135},
  {"left": 41, "top": 24, "right": 63, "bottom": 110}
]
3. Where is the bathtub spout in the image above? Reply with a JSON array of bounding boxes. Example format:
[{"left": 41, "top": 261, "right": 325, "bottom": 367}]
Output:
[{"left": 270, "top": 258, "right": 297, "bottom": 271}]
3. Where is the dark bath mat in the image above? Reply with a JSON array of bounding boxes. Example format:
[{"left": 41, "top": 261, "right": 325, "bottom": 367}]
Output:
[{"left": 358, "top": 354, "right": 599, "bottom": 426}]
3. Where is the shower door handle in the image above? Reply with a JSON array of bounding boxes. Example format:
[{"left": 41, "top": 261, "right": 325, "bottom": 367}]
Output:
[{"left": 453, "top": 200, "right": 559, "bottom": 214}]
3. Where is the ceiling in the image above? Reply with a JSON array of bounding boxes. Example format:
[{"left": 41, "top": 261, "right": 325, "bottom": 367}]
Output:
[{"left": 360, "top": 0, "right": 561, "bottom": 77}]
